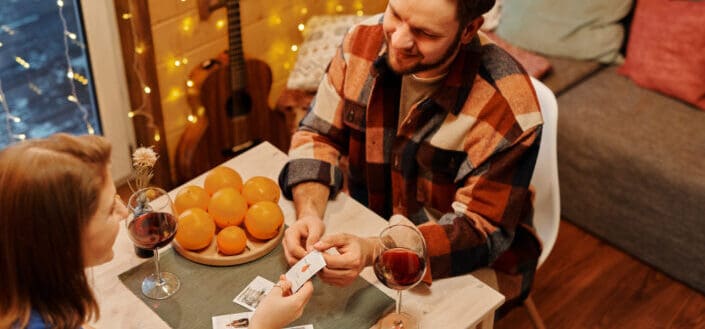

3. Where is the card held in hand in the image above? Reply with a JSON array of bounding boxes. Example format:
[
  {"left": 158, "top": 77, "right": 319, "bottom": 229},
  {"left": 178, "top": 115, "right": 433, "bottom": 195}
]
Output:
[
  {"left": 285, "top": 250, "right": 326, "bottom": 293},
  {"left": 233, "top": 276, "right": 275, "bottom": 311}
]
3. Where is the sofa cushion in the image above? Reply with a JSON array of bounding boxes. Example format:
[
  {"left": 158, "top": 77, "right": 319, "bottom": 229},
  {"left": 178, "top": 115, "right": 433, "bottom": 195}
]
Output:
[
  {"left": 496, "top": 0, "right": 633, "bottom": 63},
  {"left": 618, "top": 0, "right": 705, "bottom": 111},
  {"left": 541, "top": 57, "right": 604, "bottom": 95},
  {"left": 557, "top": 66, "right": 705, "bottom": 293}
]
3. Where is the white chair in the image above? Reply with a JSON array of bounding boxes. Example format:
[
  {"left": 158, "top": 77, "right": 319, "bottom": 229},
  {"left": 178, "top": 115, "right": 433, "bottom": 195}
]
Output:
[{"left": 524, "top": 77, "right": 561, "bottom": 329}]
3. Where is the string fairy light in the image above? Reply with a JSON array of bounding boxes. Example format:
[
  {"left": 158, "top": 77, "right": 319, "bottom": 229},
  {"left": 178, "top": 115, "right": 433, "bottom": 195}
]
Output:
[
  {"left": 0, "top": 79, "right": 26, "bottom": 142},
  {"left": 57, "top": 0, "right": 95, "bottom": 135},
  {"left": 124, "top": 0, "right": 161, "bottom": 142}
]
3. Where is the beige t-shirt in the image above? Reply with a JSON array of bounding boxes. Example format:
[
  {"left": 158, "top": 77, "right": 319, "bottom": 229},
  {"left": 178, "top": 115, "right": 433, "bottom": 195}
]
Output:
[
  {"left": 399, "top": 73, "right": 446, "bottom": 221},
  {"left": 398, "top": 73, "right": 446, "bottom": 129}
]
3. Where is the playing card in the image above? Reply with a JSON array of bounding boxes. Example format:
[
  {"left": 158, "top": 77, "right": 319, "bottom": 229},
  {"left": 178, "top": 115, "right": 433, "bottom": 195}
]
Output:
[
  {"left": 212, "top": 312, "right": 313, "bottom": 329},
  {"left": 233, "top": 276, "right": 275, "bottom": 311},
  {"left": 285, "top": 250, "right": 327, "bottom": 293},
  {"left": 212, "top": 312, "right": 252, "bottom": 329}
]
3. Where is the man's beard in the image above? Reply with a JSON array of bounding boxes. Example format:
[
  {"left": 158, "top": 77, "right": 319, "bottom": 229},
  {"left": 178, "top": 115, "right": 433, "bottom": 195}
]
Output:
[{"left": 387, "top": 27, "right": 463, "bottom": 76}]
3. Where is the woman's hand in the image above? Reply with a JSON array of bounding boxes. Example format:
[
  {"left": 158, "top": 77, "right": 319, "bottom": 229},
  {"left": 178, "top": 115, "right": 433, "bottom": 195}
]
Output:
[{"left": 249, "top": 275, "right": 314, "bottom": 329}]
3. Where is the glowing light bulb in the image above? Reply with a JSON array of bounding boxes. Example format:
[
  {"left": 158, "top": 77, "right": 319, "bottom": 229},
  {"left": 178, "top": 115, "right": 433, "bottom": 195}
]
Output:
[
  {"left": 16, "top": 134, "right": 27, "bottom": 140},
  {"left": 186, "top": 80, "right": 194, "bottom": 87},
  {"left": 154, "top": 132, "right": 161, "bottom": 142},
  {"left": 168, "top": 88, "right": 182, "bottom": 101},
  {"left": 291, "top": 45, "right": 299, "bottom": 52},
  {"left": 128, "top": 111, "right": 135, "bottom": 118},
  {"left": 87, "top": 124, "right": 95, "bottom": 135},
  {"left": 15, "top": 57, "right": 30, "bottom": 69},
  {"left": 335, "top": 5, "right": 344, "bottom": 12},
  {"left": 135, "top": 45, "right": 145, "bottom": 54},
  {"left": 122, "top": 13, "right": 132, "bottom": 20},
  {"left": 174, "top": 59, "right": 181, "bottom": 67},
  {"left": 356, "top": 10, "right": 364, "bottom": 16},
  {"left": 182, "top": 57, "right": 189, "bottom": 64},
  {"left": 66, "top": 32, "right": 77, "bottom": 40},
  {"left": 57, "top": 0, "right": 64, "bottom": 7},
  {"left": 12, "top": 116, "right": 21, "bottom": 123},
  {"left": 67, "top": 70, "right": 74, "bottom": 79},
  {"left": 143, "top": 86, "right": 151, "bottom": 94},
  {"left": 67, "top": 95, "right": 78, "bottom": 103},
  {"left": 216, "top": 19, "right": 226, "bottom": 29},
  {"left": 187, "top": 114, "right": 197, "bottom": 123},
  {"left": 268, "top": 15, "right": 282, "bottom": 26},
  {"left": 300, "top": 7, "right": 308, "bottom": 15},
  {"left": 298, "top": 23, "right": 305, "bottom": 32},
  {"left": 181, "top": 17, "right": 194, "bottom": 32},
  {"left": 0, "top": 42, "right": 4, "bottom": 48}
]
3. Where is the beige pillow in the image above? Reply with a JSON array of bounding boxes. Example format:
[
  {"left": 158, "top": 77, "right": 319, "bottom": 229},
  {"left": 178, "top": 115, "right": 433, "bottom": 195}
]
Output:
[{"left": 287, "top": 15, "right": 371, "bottom": 91}]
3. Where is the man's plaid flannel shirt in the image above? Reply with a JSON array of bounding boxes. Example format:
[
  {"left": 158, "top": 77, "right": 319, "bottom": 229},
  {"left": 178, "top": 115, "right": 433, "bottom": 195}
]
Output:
[{"left": 279, "top": 15, "right": 544, "bottom": 309}]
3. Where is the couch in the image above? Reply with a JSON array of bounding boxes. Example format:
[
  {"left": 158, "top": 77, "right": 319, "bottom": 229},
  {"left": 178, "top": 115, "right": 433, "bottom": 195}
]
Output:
[
  {"left": 502, "top": 0, "right": 705, "bottom": 295},
  {"left": 277, "top": 1, "right": 705, "bottom": 294}
]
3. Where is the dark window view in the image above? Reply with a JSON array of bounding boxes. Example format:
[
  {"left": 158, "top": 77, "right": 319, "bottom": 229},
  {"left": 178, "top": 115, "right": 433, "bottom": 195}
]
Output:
[{"left": 0, "top": 0, "right": 101, "bottom": 149}]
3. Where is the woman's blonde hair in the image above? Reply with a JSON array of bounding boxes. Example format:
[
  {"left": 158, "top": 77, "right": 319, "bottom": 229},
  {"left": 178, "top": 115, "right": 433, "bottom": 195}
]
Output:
[{"left": 0, "top": 133, "right": 111, "bottom": 329}]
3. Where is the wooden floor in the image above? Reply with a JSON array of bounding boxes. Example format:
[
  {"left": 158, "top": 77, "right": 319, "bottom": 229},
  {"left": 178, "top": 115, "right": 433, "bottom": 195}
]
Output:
[{"left": 495, "top": 220, "right": 705, "bottom": 329}]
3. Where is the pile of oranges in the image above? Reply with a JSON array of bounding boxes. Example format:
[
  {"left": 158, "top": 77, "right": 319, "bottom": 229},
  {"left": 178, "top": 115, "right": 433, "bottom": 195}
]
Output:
[{"left": 174, "top": 166, "right": 284, "bottom": 256}]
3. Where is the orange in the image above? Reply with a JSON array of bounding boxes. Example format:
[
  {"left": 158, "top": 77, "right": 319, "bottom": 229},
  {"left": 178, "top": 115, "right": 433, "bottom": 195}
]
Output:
[
  {"left": 208, "top": 187, "right": 248, "bottom": 228},
  {"left": 174, "top": 185, "right": 210, "bottom": 214},
  {"left": 217, "top": 226, "right": 247, "bottom": 255},
  {"left": 242, "top": 176, "right": 281, "bottom": 205},
  {"left": 204, "top": 166, "right": 243, "bottom": 195},
  {"left": 244, "top": 201, "right": 284, "bottom": 240},
  {"left": 175, "top": 208, "right": 216, "bottom": 250}
]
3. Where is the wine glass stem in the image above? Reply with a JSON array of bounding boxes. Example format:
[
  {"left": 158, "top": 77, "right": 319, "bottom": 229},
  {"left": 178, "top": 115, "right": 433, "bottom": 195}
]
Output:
[
  {"left": 153, "top": 247, "right": 163, "bottom": 285},
  {"left": 396, "top": 290, "right": 402, "bottom": 315}
]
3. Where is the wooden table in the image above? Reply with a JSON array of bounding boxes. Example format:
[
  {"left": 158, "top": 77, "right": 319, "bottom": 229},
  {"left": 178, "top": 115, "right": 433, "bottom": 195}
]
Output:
[{"left": 89, "top": 142, "right": 504, "bottom": 329}]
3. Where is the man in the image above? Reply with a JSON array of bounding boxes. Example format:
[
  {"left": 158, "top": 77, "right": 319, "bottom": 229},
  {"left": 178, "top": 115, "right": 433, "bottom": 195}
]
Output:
[{"left": 278, "top": 0, "right": 543, "bottom": 313}]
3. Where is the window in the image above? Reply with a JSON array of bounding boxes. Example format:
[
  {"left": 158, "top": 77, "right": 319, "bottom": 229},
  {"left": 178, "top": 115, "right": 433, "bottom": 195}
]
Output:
[{"left": 1, "top": 0, "right": 133, "bottom": 180}]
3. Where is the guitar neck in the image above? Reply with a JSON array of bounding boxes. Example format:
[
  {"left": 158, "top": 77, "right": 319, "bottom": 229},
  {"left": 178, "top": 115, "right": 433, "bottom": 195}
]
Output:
[{"left": 225, "top": 0, "right": 246, "bottom": 92}]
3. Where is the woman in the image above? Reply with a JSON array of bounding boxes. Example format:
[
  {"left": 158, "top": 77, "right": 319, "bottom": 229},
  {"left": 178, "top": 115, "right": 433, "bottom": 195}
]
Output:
[{"left": 0, "top": 134, "right": 312, "bottom": 329}]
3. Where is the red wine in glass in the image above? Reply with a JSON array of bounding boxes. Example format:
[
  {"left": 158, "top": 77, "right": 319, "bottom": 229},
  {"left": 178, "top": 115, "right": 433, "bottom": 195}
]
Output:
[
  {"left": 374, "top": 248, "right": 426, "bottom": 290},
  {"left": 127, "top": 212, "right": 177, "bottom": 249},
  {"left": 374, "top": 224, "right": 427, "bottom": 329},
  {"left": 126, "top": 187, "right": 180, "bottom": 300}
]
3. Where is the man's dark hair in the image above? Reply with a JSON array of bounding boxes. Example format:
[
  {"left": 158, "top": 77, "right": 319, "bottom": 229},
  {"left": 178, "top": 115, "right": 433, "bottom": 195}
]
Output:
[{"left": 456, "top": 0, "right": 496, "bottom": 26}]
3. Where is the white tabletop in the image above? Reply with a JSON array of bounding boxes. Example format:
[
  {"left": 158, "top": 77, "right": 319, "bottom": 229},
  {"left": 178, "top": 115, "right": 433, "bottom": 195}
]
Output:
[{"left": 89, "top": 142, "right": 504, "bottom": 329}]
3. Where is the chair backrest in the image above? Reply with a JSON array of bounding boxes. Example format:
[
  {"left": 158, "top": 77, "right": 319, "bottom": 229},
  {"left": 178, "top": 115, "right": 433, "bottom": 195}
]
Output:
[{"left": 529, "top": 77, "right": 561, "bottom": 267}]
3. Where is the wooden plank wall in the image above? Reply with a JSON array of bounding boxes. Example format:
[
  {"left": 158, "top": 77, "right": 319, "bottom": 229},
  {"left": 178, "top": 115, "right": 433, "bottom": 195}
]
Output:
[{"left": 146, "top": 0, "right": 388, "bottom": 174}]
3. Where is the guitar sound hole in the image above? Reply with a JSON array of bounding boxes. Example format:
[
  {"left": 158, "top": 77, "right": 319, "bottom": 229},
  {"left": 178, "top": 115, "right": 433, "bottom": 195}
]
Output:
[{"left": 226, "top": 92, "right": 252, "bottom": 118}]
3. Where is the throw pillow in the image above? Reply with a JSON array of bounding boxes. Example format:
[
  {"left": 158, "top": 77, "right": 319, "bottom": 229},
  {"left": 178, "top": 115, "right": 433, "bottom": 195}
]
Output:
[
  {"left": 287, "top": 15, "right": 371, "bottom": 91},
  {"left": 496, "top": 0, "right": 633, "bottom": 63},
  {"left": 618, "top": 0, "right": 705, "bottom": 111}
]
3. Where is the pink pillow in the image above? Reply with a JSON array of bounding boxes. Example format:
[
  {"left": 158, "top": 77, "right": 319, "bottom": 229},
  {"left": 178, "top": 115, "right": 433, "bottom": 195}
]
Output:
[{"left": 618, "top": 0, "right": 705, "bottom": 111}]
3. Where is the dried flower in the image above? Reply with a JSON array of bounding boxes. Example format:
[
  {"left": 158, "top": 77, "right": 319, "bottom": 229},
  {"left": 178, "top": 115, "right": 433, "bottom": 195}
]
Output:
[
  {"left": 129, "top": 146, "right": 159, "bottom": 192},
  {"left": 132, "top": 147, "right": 158, "bottom": 168}
]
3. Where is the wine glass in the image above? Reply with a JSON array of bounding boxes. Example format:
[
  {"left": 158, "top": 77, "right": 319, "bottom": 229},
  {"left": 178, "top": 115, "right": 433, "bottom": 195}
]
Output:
[
  {"left": 126, "top": 187, "right": 180, "bottom": 299},
  {"left": 373, "top": 224, "right": 427, "bottom": 329}
]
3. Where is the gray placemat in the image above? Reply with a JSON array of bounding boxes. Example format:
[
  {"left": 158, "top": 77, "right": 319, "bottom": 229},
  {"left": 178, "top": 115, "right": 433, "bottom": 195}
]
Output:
[{"left": 119, "top": 245, "right": 394, "bottom": 329}]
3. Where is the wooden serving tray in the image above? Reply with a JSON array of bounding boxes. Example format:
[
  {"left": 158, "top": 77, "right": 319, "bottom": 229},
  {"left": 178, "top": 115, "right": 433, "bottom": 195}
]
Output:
[{"left": 172, "top": 226, "right": 284, "bottom": 266}]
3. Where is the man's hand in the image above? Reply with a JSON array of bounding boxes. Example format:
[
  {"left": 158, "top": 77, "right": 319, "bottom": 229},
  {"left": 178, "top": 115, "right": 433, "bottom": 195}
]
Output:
[
  {"left": 283, "top": 214, "right": 325, "bottom": 265},
  {"left": 313, "top": 234, "right": 381, "bottom": 286}
]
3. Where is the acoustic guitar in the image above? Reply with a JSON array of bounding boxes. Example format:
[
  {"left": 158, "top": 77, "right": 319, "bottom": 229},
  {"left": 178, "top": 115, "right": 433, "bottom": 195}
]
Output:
[{"left": 175, "top": 0, "right": 287, "bottom": 183}]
